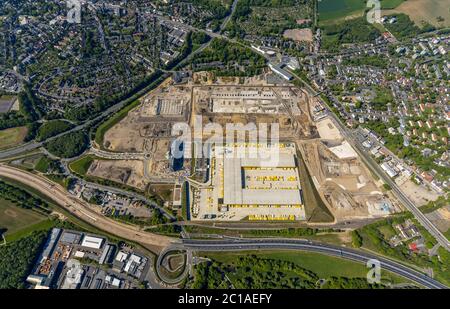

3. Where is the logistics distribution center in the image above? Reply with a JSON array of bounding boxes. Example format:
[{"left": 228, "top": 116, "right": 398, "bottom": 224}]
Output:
[{"left": 190, "top": 143, "right": 306, "bottom": 221}]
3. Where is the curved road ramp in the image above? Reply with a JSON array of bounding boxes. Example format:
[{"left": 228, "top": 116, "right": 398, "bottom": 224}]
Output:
[
  {"left": 178, "top": 239, "right": 448, "bottom": 289},
  {"left": 0, "top": 164, "right": 176, "bottom": 253}
]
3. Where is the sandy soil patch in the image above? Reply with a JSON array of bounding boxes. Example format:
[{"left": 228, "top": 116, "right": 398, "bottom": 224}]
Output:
[
  {"left": 87, "top": 160, "right": 146, "bottom": 190},
  {"left": 426, "top": 206, "right": 450, "bottom": 233},
  {"left": 316, "top": 118, "right": 343, "bottom": 140},
  {"left": 103, "top": 116, "right": 146, "bottom": 152},
  {"left": 283, "top": 28, "right": 313, "bottom": 42}
]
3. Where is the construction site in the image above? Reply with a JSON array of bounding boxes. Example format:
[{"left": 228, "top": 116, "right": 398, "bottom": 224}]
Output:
[
  {"left": 97, "top": 72, "right": 399, "bottom": 223},
  {"left": 104, "top": 79, "right": 191, "bottom": 153},
  {"left": 192, "top": 82, "right": 313, "bottom": 141},
  {"left": 87, "top": 160, "right": 147, "bottom": 190},
  {"left": 189, "top": 143, "right": 306, "bottom": 221},
  {"left": 296, "top": 100, "right": 402, "bottom": 222},
  {"left": 101, "top": 79, "right": 192, "bottom": 185}
]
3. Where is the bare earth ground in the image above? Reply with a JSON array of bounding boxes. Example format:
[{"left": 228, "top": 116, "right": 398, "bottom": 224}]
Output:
[
  {"left": 101, "top": 73, "right": 401, "bottom": 225},
  {"left": 426, "top": 206, "right": 450, "bottom": 234},
  {"left": 283, "top": 29, "right": 313, "bottom": 42},
  {"left": 87, "top": 159, "right": 146, "bottom": 190},
  {"left": 0, "top": 164, "right": 174, "bottom": 253},
  {"left": 382, "top": 0, "right": 450, "bottom": 27},
  {"left": 315, "top": 118, "right": 343, "bottom": 140},
  {"left": 396, "top": 177, "right": 440, "bottom": 206},
  {"left": 103, "top": 119, "right": 146, "bottom": 152},
  {"left": 298, "top": 124, "right": 400, "bottom": 222}
]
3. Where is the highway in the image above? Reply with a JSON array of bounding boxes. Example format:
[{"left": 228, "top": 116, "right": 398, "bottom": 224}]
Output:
[
  {"left": 1, "top": 166, "right": 447, "bottom": 289},
  {"left": 0, "top": 3, "right": 244, "bottom": 162},
  {"left": 0, "top": 164, "right": 175, "bottom": 253},
  {"left": 180, "top": 238, "right": 448, "bottom": 289},
  {"left": 219, "top": 0, "right": 239, "bottom": 32},
  {"left": 345, "top": 127, "right": 450, "bottom": 252},
  {"left": 0, "top": 71, "right": 171, "bottom": 160},
  {"left": 0, "top": 9, "right": 233, "bottom": 161},
  {"left": 2, "top": 8, "right": 448, "bottom": 288}
]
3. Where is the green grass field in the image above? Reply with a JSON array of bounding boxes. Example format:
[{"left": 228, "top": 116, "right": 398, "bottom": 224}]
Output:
[
  {"left": 69, "top": 155, "right": 95, "bottom": 176},
  {"left": 378, "top": 224, "right": 397, "bottom": 239},
  {"left": 0, "top": 199, "right": 48, "bottom": 239},
  {"left": 318, "top": 0, "right": 366, "bottom": 24},
  {"left": 202, "top": 250, "right": 411, "bottom": 284},
  {"left": 4, "top": 220, "right": 55, "bottom": 243},
  {"left": 318, "top": 0, "right": 406, "bottom": 25},
  {"left": 34, "top": 156, "right": 52, "bottom": 173},
  {"left": 0, "top": 126, "right": 28, "bottom": 150},
  {"left": 297, "top": 152, "right": 334, "bottom": 223},
  {"left": 0, "top": 177, "right": 142, "bottom": 246}
]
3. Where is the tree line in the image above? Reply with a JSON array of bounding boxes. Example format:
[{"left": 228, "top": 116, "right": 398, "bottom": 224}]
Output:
[{"left": 0, "top": 180, "right": 50, "bottom": 214}]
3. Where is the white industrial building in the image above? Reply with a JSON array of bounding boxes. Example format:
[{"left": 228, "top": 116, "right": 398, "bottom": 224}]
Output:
[
  {"left": 269, "top": 63, "right": 293, "bottom": 81},
  {"left": 61, "top": 259, "right": 84, "bottom": 289},
  {"left": 191, "top": 143, "right": 306, "bottom": 221},
  {"left": 115, "top": 251, "right": 129, "bottom": 263},
  {"left": 223, "top": 153, "right": 303, "bottom": 206},
  {"left": 81, "top": 235, "right": 105, "bottom": 250},
  {"left": 381, "top": 162, "right": 398, "bottom": 178}
]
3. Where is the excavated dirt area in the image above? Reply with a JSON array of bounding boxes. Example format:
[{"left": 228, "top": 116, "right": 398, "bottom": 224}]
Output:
[{"left": 87, "top": 160, "right": 146, "bottom": 190}]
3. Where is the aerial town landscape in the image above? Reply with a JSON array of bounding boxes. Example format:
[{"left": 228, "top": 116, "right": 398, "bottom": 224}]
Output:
[{"left": 0, "top": 0, "right": 449, "bottom": 294}]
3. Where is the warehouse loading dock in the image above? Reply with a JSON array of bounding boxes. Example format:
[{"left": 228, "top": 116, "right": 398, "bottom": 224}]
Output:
[{"left": 190, "top": 143, "right": 306, "bottom": 221}]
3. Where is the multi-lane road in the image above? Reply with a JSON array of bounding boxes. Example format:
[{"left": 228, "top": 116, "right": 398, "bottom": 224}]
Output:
[
  {"left": 1, "top": 7, "right": 449, "bottom": 289},
  {"left": 179, "top": 238, "right": 448, "bottom": 289},
  {"left": 0, "top": 164, "right": 175, "bottom": 253},
  {"left": 345, "top": 127, "right": 450, "bottom": 252},
  {"left": 1, "top": 164, "right": 448, "bottom": 289},
  {"left": 0, "top": 71, "right": 172, "bottom": 160},
  {"left": 287, "top": 69, "right": 450, "bottom": 252}
]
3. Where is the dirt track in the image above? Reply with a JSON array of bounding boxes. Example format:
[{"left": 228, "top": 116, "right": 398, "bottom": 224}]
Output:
[{"left": 0, "top": 164, "right": 175, "bottom": 253}]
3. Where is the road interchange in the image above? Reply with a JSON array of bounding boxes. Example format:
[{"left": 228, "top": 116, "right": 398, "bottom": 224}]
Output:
[
  {"left": 0, "top": 7, "right": 448, "bottom": 289},
  {"left": 177, "top": 238, "right": 448, "bottom": 289},
  {"left": 0, "top": 164, "right": 447, "bottom": 289}
]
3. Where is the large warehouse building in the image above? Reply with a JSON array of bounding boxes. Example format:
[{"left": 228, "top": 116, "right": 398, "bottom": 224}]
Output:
[
  {"left": 223, "top": 154, "right": 303, "bottom": 206},
  {"left": 190, "top": 143, "right": 306, "bottom": 221}
]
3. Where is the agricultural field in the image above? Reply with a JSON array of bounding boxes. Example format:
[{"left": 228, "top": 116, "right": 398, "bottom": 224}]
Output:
[
  {"left": 318, "top": 0, "right": 407, "bottom": 25},
  {"left": 318, "top": 0, "right": 367, "bottom": 25},
  {"left": 380, "top": 0, "right": 406, "bottom": 9},
  {"left": 228, "top": 0, "right": 314, "bottom": 37},
  {"left": 0, "top": 126, "right": 28, "bottom": 150},
  {"left": 0, "top": 95, "right": 18, "bottom": 113},
  {"left": 0, "top": 199, "right": 47, "bottom": 239},
  {"left": 382, "top": 0, "right": 450, "bottom": 27}
]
